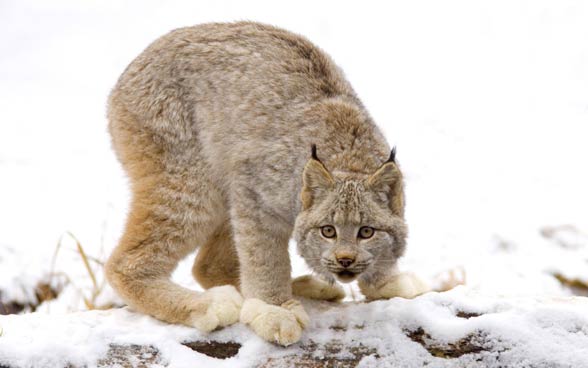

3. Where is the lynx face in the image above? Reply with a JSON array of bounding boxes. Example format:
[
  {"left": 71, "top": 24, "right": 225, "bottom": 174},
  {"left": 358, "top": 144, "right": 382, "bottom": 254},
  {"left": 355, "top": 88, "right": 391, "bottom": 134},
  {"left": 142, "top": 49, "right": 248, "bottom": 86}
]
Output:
[{"left": 294, "top": 149, "right": 407, "bottom": 284}]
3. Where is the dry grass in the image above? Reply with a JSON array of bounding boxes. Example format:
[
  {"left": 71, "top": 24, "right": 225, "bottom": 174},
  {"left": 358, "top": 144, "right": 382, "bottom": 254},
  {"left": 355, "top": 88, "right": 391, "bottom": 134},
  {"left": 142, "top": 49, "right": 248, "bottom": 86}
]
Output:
[
  {"left": 50, "top": 231, "right": 113, "bottom": 310},
  {"left": 0, "top": 232, "right": 112, "bottom": 315},
  {"left": 552, "top": 273, "right": 588, "bottom": 297}
]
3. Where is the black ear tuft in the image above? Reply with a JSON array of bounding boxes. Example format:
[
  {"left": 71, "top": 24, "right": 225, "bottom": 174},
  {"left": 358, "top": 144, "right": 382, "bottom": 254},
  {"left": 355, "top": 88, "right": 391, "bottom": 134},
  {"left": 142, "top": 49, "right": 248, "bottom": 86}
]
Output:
[
  {"left": 311, "top": 144, "right": 318, "bottom": 161},
  {"left": 386, "top": 146, "right": 397, "bottom": 164}
]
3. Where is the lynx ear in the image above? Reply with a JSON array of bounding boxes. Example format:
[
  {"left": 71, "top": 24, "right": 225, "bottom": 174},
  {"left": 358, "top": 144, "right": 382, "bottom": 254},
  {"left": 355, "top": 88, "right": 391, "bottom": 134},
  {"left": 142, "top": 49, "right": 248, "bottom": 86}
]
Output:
[
  {"left": 301, "top": 145, "right": 335, "bottom": 209},
  {"left": 366, "top": 148, "right": 404, "bottom": 216}
]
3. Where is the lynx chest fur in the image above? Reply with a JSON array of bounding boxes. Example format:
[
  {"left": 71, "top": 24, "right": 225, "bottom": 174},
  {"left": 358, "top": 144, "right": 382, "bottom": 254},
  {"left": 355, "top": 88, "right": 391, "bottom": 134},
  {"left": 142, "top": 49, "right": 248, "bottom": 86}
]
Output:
[{"left": 106, "top": 21, "right": 426, "bottom": 346}]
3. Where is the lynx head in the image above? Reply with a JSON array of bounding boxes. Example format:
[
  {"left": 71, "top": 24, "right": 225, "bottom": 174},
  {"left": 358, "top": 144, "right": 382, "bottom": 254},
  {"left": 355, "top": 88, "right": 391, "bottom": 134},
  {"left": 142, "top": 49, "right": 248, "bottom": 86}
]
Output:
[{"left": 294, "top": 145, "right": 407, "bottom": 284}]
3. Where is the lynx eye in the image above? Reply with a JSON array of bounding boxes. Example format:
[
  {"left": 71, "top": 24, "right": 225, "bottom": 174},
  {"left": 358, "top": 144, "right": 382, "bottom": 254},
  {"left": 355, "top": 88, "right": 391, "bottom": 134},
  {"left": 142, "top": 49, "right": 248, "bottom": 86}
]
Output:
[
  {"left": 320, "top": 225, "right": 336, "bottom": 238},
  {"left": 358, "top": 226, "right": 375, "bottom": 239}
]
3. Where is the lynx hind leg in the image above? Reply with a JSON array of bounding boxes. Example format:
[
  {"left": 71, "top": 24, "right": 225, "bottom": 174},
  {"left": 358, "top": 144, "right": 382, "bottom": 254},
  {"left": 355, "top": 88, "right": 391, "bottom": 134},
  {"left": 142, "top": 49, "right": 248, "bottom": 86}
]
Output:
[
  {"left": 105, "top": 185, "right": 243, "bottom": 332},
  {"left": 292, "top": 275, "right": 345, "bottom": 302},
  {"left": 105, "top": 187, "right": 244, "bottom": 331},
  {"left": 359, "top": 272, "right": 430, "bottom": 301},
  {"left": 193, "top": 223, "right": 240, "bottom": 290},
  {"left": 105, "top": 104, "right": 242, "bottom": 332}
]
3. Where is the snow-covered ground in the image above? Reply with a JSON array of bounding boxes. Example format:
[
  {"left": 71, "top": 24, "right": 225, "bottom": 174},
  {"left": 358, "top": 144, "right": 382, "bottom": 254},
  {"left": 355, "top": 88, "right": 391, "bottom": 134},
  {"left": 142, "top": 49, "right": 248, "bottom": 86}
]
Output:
[
  {"left": 1, "top": 0, "right": 588, "bottom": 366},
  {"left": 3, "top": 288, "right": 588, "bottom": 367}
]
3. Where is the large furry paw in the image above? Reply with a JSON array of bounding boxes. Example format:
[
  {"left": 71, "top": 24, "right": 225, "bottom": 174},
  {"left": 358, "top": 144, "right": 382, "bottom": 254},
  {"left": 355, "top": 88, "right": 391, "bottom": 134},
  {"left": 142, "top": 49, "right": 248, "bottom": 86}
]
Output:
[
  {"left": 359, "top": 272, "right": 430, "bottom": 301},
  {"left": 292, "top": 275, "right": 345, "bottom": 301},
  {"left": 190, "top": 285, "right": 243, "bottom": 332},
  {"left": 240, "top": 298, "right": 310, "bottom": 346}
]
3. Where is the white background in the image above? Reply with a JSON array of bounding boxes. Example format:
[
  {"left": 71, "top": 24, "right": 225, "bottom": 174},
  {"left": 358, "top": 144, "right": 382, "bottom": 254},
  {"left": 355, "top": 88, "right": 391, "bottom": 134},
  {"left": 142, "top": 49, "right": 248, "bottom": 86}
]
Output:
[{"left": 1, "top": 0, "right": 588, "bottom": 308}]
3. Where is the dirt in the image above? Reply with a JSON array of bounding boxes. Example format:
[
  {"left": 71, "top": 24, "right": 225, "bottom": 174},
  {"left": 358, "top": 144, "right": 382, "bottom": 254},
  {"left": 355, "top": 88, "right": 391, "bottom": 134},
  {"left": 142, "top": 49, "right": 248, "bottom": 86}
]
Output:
[
  {"left": 260, "top": 340, "right": 378, "bottom": 368},
  {"left": 97, "top": 344, "right": 162, "bottom": 368},
  {"left": 0, "top": 282, "right": 58, "bottom": 316},
  {"left": 552, "top": 273, "right": 588, "bottom": 297},
  {"left": 406, "top": 327, "right": 489, "bottom": 359},
  {"left": 182, "top": 341, "right": 242, "bottom": 359}
]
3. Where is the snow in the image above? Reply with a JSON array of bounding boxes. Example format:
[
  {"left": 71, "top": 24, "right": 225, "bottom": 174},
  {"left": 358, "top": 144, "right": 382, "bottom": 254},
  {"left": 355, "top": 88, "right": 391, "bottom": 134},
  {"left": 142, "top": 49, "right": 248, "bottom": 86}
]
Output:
[
  {"left": 1, "top": 0, "right": 588, "bottom": 366},
  {"left": 2, "top": 288, "right": 588, "bottom": 367}
]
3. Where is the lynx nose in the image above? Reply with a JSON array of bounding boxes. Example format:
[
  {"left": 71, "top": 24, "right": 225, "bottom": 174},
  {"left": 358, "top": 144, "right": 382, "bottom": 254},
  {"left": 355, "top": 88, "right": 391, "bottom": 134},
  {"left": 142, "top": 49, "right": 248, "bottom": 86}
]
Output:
[
  {"left": 337, "top": 257, "right": 354, "bottom": 268},
  {"left": 335, "top": 250, "right": 357, "bottom": 268}
]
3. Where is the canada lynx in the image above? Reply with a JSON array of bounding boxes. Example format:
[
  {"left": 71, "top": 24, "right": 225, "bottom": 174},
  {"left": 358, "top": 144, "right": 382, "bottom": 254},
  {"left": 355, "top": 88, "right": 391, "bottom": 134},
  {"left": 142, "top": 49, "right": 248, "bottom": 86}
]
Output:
[{"left": 105, "top": 22, "right": 428, "bottom": 346}]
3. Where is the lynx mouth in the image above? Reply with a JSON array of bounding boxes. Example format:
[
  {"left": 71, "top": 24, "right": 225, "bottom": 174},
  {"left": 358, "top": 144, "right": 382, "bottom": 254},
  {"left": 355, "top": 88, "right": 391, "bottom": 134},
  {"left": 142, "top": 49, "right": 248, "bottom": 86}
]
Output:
[{"left": 336, "top": 270, "right": 358, "bottom": 283}]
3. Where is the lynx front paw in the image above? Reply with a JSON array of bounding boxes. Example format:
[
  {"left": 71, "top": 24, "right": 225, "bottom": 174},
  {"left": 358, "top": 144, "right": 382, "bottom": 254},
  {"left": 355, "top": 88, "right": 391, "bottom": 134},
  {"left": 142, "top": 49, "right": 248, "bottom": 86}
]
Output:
[
  {"left": 292, "top": 275, "right": 345, "bottom": 301},
  {"left": 190, "top": 285, "right": 243, "bottom": 332},
  {"left": 359, "top": 272, "right": 430, "bottom": 301},
  {"left": 240, "top": 298, "right": 310, "bottom": 346}
]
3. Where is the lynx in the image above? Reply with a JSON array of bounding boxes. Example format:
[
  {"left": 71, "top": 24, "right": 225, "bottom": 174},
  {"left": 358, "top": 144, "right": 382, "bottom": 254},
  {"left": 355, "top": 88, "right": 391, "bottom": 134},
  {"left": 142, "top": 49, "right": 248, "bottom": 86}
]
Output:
[{"left": 105, "top": 21, "right": 428, "bottom": 346}]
